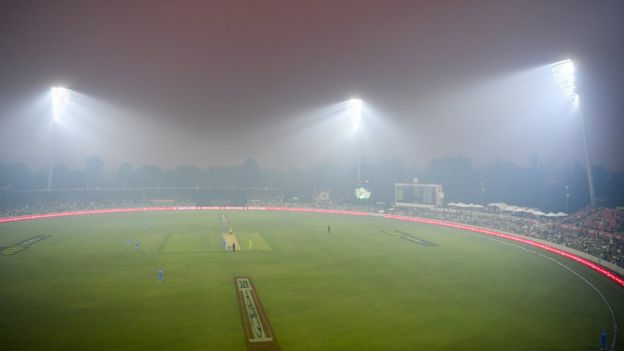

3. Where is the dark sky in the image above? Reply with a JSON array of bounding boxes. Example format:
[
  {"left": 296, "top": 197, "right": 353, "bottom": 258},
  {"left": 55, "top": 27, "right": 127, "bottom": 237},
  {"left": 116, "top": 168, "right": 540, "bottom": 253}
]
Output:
[{"left": 1, "top": 0, "right": 623, "bottom": 171}]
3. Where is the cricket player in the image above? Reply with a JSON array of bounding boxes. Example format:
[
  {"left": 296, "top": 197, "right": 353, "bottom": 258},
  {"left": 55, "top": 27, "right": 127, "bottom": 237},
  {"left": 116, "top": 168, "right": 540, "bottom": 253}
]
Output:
[
  {"left": 134, "top": 239, "right": 140, "bottom": 252},
  {"left": 157, "top": 269, "right": 164, "bottom": 282},
  {"left": 601, "top": 329, "right": 607, "bottom": 350}
]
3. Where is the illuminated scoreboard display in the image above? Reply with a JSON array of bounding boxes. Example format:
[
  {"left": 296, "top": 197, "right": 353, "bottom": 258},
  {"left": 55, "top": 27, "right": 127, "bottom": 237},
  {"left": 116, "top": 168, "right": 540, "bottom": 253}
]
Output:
[{"left": 394, "top": 183, "right": 444, "bottom": 208}]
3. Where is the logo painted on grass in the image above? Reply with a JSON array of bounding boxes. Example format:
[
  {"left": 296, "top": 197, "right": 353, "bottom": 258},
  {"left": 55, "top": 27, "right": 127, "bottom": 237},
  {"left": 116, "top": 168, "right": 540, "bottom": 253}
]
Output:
[
  {"left": 380, "top": 230, "right": 437, "bottom": 247},
  {"left": 0, "top": 246, "right": 26, "bottom": 255},
  {"left": 394, "top": 230, "right": 437, "bottom": 246},
  {"left": 234, "top": 277, "right": 279, "bottom": 350},
  {"left": 0, "top": 235, "right": 50, "bottom": 256}
]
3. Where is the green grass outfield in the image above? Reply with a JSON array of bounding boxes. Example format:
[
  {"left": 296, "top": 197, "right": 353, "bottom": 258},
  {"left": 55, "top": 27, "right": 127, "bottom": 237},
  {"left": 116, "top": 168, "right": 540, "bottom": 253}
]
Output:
[{"left": 0, "top": 210, "right": 622, "bottom": 350}]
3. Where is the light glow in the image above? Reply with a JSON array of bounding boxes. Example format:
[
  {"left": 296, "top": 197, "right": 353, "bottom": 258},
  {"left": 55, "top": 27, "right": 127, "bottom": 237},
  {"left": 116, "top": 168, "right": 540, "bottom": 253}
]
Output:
[
  {"left": 355, "top": 187, "right": 371, "bottom": 199},
  {"left": 51, "top": 86, "right": 71, "bottom": 123},
  {"left": 551, "top": 59, "right": 579, "bottom": 110},
  {"left": 348, "top": 98, "right": 362, "bottom": 130}
]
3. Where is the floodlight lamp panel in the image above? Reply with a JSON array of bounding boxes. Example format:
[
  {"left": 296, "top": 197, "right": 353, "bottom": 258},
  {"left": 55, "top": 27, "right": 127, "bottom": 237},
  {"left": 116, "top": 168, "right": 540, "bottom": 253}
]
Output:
[
  {"left": 348, "top": 97, "right": 362, "bottom": 106},
  {"left": 51, "top": 87, "right": 71, "bottom": 122},
  {"left": 551, "top": 59, "right": 579, "bottom": 109}
]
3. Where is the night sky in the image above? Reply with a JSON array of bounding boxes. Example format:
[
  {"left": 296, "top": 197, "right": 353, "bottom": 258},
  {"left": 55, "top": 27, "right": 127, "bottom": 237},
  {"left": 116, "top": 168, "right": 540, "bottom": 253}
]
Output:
[{"left": 1, "top": 0, "right": 623, "bottom": 171}]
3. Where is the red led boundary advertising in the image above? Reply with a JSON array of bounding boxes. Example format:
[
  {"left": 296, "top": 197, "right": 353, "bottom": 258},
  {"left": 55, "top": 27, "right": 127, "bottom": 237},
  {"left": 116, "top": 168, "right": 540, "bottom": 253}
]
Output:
[
  {"left": 0, "top": 207, "right": 178, "bottom": 224},
  {"left": 0, "top": 207, "right": 368, "bottom": 225},
  {"left": 0, "top": 207, "right": 621, "bottom": 287}
]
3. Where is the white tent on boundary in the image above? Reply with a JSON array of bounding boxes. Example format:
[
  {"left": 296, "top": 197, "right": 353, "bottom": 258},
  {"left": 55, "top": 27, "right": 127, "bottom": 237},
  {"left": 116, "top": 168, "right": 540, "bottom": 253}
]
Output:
[{"left": 486, "top": 202, "right": 564, "bottom": 217}]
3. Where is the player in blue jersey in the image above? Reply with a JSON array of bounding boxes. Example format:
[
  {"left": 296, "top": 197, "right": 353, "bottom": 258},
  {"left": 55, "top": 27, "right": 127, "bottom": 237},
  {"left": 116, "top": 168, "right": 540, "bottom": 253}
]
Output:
[
  {"left": 157, "top": 269, "right": 164, "bottom": 282},
  {"left": 600, "top": 329, "right": 607, "bottom": 350}
]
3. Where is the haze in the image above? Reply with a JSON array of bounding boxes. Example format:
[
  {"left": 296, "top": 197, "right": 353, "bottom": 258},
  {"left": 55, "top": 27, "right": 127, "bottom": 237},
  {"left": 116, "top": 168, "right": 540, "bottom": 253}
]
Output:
[{"left": 1, "top": 0, "right": 623, "bottom": 171}]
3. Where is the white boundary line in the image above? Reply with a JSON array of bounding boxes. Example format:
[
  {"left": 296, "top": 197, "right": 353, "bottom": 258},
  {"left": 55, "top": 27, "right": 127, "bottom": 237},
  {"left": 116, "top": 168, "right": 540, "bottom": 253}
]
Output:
[{"left": 480, "top": 235, "right": 618, "bottom": 351}]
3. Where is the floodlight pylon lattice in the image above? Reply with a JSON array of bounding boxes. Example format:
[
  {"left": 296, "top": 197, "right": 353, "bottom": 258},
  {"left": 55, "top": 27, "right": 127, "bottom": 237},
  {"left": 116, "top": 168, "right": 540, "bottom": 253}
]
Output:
[
  {"left": 48, "top": 86, "right": 71, "bottom": 191},
  {"left": 551, "top": 59, "right": 595, "bottom": 207}
]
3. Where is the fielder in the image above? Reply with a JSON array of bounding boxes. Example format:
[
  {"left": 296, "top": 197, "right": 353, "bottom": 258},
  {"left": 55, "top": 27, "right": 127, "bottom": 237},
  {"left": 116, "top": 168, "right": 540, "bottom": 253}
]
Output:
[{"left": 157, "top": 269, "right": 164, "bottom": 282}]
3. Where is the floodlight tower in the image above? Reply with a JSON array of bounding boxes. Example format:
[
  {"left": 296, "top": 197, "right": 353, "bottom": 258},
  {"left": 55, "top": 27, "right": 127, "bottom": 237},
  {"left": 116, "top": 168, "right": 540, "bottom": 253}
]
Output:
[
  {"left": 565, "top": 185, "right": 570, "bottom": 213},
  {"left": 348, "top": 98, "right": 363, "bottom": 184},
  {"left": 48, "top": 87, "right": 72, "bottom": 190},
  {"left": 552, "top": 59, "right": 595, "bottom": 207}
]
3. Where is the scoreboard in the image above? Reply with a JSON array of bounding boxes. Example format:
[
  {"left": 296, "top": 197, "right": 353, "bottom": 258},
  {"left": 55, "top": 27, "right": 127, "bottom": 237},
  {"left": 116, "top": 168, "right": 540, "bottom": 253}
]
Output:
[{"left": 394, "top": 183, "right": 444, "bottom": 208}]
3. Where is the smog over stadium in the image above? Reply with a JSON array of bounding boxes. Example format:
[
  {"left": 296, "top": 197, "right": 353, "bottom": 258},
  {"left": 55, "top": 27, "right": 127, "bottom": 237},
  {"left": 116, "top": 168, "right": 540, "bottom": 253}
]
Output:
[
  {"left": 0, "top": 0, "right": 623, "bottom": 172},
  {"left": 4, "top": 2, "right": 624, "bottom": 350}
]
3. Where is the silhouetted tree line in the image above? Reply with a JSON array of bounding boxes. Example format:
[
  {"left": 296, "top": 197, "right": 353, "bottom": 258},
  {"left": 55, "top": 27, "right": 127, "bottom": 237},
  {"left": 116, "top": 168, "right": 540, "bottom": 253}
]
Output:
[
  {"left": 419, "top": 156, "right": 624, "bottom": 213},
  {"left": 1, "top": 155, "right": 623, "bottom": 213}
]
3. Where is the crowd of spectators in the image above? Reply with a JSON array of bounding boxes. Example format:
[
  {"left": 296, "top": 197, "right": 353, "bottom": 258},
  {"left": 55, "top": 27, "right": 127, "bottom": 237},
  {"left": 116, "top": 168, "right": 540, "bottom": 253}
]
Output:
[
  {"left": 561, "top": 207, "right": 624, "bottom": 233},
  {"left": 0, "top": 189, "right": 193, "bottom": 217},
  {"left": 1, "top": 189, "right": 623, "bottom": 269}
]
